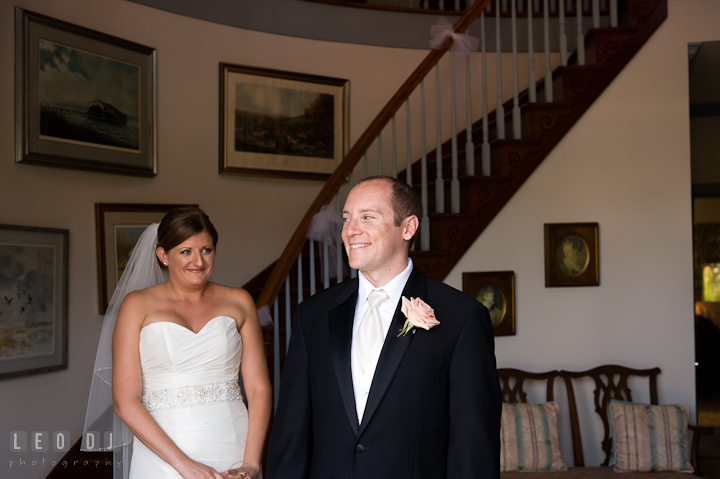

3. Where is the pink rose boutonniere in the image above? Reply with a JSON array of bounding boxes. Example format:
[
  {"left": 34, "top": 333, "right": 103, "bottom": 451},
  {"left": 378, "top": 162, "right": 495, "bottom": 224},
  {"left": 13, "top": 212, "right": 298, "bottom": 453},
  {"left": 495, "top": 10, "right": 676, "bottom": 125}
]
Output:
[{"left": 398, "top": 296, "right": 440, "bottom": 337}]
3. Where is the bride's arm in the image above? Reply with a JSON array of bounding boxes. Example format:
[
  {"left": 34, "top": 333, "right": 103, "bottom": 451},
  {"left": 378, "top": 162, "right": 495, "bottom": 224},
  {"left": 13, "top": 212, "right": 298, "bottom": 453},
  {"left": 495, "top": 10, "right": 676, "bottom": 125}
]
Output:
[
  {"left": 112, "top": 292, "right": 225, "bottom": 479},
  {"left": 229, "top": 289, "right": 272, "bottom": 479}
]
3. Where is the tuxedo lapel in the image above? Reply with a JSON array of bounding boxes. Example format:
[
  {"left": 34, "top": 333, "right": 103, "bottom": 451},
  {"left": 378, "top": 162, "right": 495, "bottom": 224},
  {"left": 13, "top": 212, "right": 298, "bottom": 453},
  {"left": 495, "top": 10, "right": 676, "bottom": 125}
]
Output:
[
  {"left": 358, "top": 269, "right": 427, "bottom": 436},
  {"left": 328, "top": 280, "right": 360, "bottom": 435}
]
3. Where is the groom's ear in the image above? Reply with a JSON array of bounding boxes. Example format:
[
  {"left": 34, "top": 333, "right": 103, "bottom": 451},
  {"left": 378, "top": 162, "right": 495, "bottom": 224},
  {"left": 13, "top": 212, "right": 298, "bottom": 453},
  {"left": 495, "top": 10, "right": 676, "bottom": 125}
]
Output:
[{"left": 401, "top": 215, "right": 419, "bottom": 242}]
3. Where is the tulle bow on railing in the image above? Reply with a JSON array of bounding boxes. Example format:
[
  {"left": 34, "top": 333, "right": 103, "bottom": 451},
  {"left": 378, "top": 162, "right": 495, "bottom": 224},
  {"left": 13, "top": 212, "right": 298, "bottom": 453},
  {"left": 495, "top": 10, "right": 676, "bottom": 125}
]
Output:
[
  {"left": 306, "top": 205, "right": 345, "bottom": 279},
  {"left": 429, "top": 17, "right": 480, "bottom": 55}
]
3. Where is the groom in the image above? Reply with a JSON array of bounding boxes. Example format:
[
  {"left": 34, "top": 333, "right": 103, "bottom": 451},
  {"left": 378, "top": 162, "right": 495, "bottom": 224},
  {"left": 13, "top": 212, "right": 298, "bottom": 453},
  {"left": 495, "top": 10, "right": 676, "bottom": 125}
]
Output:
[{"left": 267, "top": 176, "right": 501, "bottom": 479}]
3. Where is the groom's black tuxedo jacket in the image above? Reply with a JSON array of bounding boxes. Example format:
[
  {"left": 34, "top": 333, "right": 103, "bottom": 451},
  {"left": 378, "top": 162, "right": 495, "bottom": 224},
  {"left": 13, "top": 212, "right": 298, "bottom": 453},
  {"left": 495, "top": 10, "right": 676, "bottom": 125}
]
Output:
[{"left": 267, "top": 268, "right": 501, "bottom": 479}]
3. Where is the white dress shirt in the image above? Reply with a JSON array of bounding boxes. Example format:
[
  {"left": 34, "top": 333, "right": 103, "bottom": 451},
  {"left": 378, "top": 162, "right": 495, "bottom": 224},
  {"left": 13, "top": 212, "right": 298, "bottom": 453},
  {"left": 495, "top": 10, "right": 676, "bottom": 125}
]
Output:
[{"left": 351, "top": 258, "right": 413, "bottom": 423}]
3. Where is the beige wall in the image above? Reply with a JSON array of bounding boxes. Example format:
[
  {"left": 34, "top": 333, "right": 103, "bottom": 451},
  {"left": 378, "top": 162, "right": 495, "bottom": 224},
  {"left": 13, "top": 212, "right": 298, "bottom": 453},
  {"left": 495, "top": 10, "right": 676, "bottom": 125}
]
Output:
[
  {"left": 446, "top": 0, "right": 713, "bottom": 466},
  {"left": 0, "top": 0, "right": 714, "bottom": 476}
]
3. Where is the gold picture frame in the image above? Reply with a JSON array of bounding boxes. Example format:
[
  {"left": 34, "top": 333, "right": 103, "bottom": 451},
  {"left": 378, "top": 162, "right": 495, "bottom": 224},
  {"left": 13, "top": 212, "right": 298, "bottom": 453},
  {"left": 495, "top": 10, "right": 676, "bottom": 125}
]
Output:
[
  {"left": 462, "top": 271, "right": 515, "bottom": 336},
  {"left": 219, "top": 63, "right": 349, "bottom": 180},
  {"left": 544, "top": 223, "right": 599, "bottom": 287}
]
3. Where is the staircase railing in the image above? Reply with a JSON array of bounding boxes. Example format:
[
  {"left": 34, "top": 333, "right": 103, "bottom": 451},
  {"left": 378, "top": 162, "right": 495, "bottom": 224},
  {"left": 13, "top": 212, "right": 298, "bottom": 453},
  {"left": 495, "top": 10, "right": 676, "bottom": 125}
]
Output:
[
  {"left": 255, "top": 0, "right": 618, "bottom": 409},
  {"left": 307, "top": 0, "right": 615, "bottom": 16}
]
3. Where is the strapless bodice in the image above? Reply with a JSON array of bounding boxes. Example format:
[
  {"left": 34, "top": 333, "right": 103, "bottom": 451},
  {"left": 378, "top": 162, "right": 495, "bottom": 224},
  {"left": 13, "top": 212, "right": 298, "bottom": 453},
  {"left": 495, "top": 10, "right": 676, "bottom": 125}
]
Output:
[{"left": 138, "top": 315, "right": 242, "bottom": 392}]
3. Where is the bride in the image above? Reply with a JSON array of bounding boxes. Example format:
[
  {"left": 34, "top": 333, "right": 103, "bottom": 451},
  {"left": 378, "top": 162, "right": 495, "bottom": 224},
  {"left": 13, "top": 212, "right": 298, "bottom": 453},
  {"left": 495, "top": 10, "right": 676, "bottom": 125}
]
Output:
[{"left": 82, "top": 207, "right": 271, "bottom": 479}]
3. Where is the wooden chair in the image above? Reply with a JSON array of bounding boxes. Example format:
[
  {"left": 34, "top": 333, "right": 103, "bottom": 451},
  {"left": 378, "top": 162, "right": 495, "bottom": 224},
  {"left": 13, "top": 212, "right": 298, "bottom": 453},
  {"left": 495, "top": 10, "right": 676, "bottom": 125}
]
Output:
[
  {"left": 560, "top": 365, "right": 713, "bottom": 476},
  {"left": 498, "top": 368, "right": 559, "bottom": 404}
]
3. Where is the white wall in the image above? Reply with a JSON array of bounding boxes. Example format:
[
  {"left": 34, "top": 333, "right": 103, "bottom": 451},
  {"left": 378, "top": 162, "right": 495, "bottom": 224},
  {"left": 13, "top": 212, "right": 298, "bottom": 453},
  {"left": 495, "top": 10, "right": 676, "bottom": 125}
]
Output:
[
  {"left": 0, "top": 1, "right": 429, "bottom": 477},
  {"left": 445, "top": 0, "right": 715, "bottom": 467}
]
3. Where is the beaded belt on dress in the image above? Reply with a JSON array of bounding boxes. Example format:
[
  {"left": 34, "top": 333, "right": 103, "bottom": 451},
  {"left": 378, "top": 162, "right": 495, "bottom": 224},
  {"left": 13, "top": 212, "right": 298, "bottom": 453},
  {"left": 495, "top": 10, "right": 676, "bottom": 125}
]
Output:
[{"left": 141, "top": 379, "right": 242, "bottom": 412}]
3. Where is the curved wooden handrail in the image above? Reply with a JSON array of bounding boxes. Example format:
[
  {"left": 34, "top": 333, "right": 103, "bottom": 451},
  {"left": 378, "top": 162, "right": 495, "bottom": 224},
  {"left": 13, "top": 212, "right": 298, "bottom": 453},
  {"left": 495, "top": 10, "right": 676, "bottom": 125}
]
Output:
[{"left": 256, "top": 0, "right": 493, "bottom": 309}]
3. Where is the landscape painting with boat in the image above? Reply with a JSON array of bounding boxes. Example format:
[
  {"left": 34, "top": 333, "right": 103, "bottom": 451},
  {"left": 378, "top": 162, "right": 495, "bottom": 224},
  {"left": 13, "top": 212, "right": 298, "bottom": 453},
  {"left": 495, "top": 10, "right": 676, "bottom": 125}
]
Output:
[{"left": 39, "top": 39, "right": 141, "bottom": 151}]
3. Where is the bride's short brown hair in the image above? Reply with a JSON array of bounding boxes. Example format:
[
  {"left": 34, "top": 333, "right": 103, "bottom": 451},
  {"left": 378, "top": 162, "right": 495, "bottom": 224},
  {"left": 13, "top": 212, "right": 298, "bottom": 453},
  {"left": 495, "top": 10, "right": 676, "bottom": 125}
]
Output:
[{"left": 156, "top": 206, "right": 218, "bottom": 268}]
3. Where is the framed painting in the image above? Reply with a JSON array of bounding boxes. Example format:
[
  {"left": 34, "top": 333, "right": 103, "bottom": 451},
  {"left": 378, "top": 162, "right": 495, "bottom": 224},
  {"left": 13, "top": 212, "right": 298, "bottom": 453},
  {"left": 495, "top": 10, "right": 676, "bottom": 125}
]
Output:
[
  {"left": 219, "top": 63, "right": 349, "bottom": 180},
  {"left": 15, "top": 8, "right": 157, "bottom": 176},
  {"left": 0, "top": 225, "right": 68, "bottom": 379},
  {"left": 544, "top": 223, "right": 599, "bottom": 287},
  {"left": 96, "top": 203, "right": 195, "bottom": 314},
  {"left": 463, "top": 271, "right": 515, "bottom": 336}
]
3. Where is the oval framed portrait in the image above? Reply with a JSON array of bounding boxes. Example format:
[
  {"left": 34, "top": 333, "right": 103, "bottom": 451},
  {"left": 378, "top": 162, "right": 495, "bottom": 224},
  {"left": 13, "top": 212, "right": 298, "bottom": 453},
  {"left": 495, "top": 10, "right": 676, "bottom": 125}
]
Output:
[
  {"left": 476, "top": 283, "right": 506, "bottom": 326},
  {"left": 544, "top": 223, "right": 599, "bottom": 287},
  {"left": 556, "top": 234, "right": 590, "bottom": 277},
  {"left": 462, "top": 271, "right": 515, "bottom": 336}
]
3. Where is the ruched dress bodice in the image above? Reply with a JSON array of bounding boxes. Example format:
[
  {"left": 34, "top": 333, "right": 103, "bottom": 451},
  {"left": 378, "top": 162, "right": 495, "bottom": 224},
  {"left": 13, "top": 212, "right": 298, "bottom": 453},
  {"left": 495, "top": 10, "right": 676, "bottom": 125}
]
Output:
[{"left": 128, "top": 316, "right": 248, "bottom": 478}]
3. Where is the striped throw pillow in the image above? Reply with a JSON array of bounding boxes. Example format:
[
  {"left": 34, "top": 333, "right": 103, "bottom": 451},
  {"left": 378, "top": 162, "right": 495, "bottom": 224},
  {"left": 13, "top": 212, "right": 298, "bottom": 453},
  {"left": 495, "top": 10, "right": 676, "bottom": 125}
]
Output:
[
  {"left": 500, "top": 402, "right": 568, "bottom": 472},
  {"left": 609, "top": 400, "right": 693, "bottom": 473}
]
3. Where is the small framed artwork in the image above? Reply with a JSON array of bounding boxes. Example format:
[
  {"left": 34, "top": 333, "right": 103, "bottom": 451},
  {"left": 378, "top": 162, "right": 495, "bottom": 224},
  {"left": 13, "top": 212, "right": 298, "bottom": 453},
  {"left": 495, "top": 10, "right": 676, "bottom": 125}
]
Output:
[
  {"left": 463, "top": 271, "right": 515, "bottom": 336},
  {"left": 544, "top": 223, "right": 599, "bottom": 287},
  {"left": 0, "top": 224, "right": 68, "bottom": 379},
  {"left": 15, "top": 8, "right": 157, "bottom": 176},
  {"left": 219, "top": 63, "right": 349, "bottom": 180},
  {"left": 96, "top": 203, "right": 195, "bottom": 314}
]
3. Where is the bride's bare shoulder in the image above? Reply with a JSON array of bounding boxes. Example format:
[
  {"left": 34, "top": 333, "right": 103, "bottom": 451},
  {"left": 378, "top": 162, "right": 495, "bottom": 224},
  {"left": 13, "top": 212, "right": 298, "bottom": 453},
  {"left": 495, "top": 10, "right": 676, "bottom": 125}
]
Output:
[
  {"left": 117, "top": 284, "right": 165, "bottom": 323},
  {"left": 208, "top": 283, "right": 255, "bottom": 322}
]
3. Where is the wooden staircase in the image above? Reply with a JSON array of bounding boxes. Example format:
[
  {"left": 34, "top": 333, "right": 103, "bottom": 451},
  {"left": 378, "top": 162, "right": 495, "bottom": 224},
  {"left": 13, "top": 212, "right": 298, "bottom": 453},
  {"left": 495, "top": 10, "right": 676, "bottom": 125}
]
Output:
[
  {"left": 246, "top": 0, "right": 667, "bottom": 301},
  {"left": 401, "top": 0, "right": 667, "bottom": 279}
]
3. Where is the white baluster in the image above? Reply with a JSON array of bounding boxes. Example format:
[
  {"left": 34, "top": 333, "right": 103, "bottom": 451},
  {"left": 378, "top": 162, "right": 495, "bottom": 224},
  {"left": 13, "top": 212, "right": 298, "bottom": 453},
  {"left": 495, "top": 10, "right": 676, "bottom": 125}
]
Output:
[
  {"left": 543, "top": 0, "right": 553, "bottom": 101},
  {"left": 378, "top": 132, "right": 383, "bottom": 175},
  {"left": 392, "top": 115, "right": 398, "bottom": 178},
  {"left": 406, "top": 100, "right": 412, "bottom": 186},
  {"left": 349, "top": 171, "right": 357, "bottom": 279},
  {"left": 297, "top": 251, "right": 303, "bottom": 304},
  {"left": 420, "top": 80, "right": 430, "bottom": 251},
  {"left": 450, "top": 45, "right": 460, "bottom": 213},
  {"left": 481, "top": 11, "right": 491, "bottom": 176},
  {"left": 435, "top": 64, "right": 445, "bottom": 213},
  {"left": 592, "top": 0, "right": 599, "bottom": 28},
  {"left": 576, "top": 0, "right": 585, "bottom": 65},
  {"left": 559, "top": 0, "right": 568, "bottom": 66},
  {"left": 309, "top": 240, "right": 316, "bottom": 295},
  {"left": 527, "top": 0, "right": 536, "bottom": 103},
  {"left": 285, "top": 276, "right": 291, "bottom": 349},
  {"left": 323, "top": 238, "right": 329, "bottom": 289},
  {"left": 610, "top": 0, "right": 617, "bottom": 27},
  {"left": 405, "top": 100, "right": 414, "bottom": 252},
  {"left": 495, "top": 5, "right": 505, "bottom": 139},
  {"left": 465, "top": 35, "right": 475, "bottom": 177},
  {"left": 511, "top": 0, "right": 521, "bottom": 139},
  {"left": 273, "top": 297, "right": 279, "bottom": 411},
  {"left": 336, "top": 195, "right": 342, "bottom": 281}
]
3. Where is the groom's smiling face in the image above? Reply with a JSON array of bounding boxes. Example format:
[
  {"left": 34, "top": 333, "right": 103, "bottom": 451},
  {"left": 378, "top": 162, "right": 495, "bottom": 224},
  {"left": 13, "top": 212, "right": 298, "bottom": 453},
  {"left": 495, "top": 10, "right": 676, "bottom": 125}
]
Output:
[{"left": 342, "top": 179, "right": 412, "bottom": 286}]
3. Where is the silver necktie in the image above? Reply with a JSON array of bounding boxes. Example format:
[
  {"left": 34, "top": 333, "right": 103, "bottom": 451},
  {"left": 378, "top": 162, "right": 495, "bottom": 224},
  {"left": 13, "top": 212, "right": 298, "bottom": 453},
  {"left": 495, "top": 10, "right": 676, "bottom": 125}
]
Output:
[{"left": 356, "top": 289, "right": 389, "bottom": 373}]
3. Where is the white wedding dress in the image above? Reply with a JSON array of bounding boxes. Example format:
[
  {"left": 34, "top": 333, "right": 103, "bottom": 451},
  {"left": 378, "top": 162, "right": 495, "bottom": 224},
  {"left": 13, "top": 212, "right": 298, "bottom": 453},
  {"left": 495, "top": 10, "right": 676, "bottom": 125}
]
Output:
[{"left": 129, "top": 316, "right": 248, "bottom": 478}]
